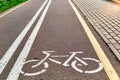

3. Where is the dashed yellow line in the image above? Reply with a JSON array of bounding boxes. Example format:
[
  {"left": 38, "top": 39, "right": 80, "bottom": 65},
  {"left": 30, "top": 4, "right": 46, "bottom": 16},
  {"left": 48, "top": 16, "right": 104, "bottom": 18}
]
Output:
[{"left": 68, "top": 0, "right": 120, "bottom": 80}]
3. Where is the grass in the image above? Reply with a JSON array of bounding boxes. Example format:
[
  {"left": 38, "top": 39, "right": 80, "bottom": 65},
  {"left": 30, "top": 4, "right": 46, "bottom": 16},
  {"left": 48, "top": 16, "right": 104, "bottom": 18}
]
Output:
[{"left": 0, "top": 0, "right": 27, "bottom": 13}]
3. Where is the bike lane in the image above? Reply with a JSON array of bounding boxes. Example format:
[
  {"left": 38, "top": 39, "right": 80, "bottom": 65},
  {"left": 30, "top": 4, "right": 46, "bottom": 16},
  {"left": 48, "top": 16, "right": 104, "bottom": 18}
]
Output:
[
  {"left": 0, "top": 0, "right": 49, "bottom": 79},
  {"left": 6, "top": 0, "right": 119, "bottom": 80}
]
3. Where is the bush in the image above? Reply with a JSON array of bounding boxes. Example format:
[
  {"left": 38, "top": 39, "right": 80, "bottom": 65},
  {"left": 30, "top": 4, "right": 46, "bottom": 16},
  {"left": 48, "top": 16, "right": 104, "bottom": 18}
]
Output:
[{"left": 0, "top": 0, "right": 27, "bottom": 12}]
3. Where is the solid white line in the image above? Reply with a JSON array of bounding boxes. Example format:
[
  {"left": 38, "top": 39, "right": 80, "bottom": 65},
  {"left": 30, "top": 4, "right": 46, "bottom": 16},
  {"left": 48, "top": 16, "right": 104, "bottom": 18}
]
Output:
[
  {"left": 49, "top": 58, "right": 62, "bottom": 64},
  {"left": 0, "top": 0, "right": 48, "bottom": 74},
  {"left": 0, "top": 0, "right": 29, "bottom": 18},
  {"left": 51, "top": 55, "right": 69, "bottom": 57},
  {"left": 6, "top": 0, "right": 52, "bottom": 79},
  {"left": 68, "top": 0, "right": 120, "bottom": 80}
]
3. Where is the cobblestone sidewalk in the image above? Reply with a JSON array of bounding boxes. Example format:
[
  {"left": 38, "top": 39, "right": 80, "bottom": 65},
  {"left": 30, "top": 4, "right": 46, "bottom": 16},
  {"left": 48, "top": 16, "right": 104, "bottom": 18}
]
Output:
[{"left": 73, "top": 0, "right": 120, "bottom": 61}]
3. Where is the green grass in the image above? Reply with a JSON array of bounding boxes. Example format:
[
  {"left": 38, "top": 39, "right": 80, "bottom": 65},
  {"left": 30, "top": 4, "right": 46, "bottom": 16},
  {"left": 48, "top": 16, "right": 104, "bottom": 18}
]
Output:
[{"left": 0, "top": 0, "right": 27, "bottom": 13}]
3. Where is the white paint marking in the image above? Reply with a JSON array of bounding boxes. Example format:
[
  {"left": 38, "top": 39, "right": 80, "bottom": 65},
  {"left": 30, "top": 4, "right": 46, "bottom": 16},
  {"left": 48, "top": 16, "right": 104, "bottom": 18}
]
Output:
[
  {"left": 32, "top": 51, "right": 54, "bottom": 68},
  {"left": 0, "top": 0, "right": 48, "bottom": 74},
  {"left": 0, "top": 0, "right": 29, "bottom": 18},
  {"left": 49, "top": 58, "right": 62, "bottom": 64},
  {"left": 68, "top": 0, "right": 120, "bottom": 79},
  {"left": 6, "top": 0, "right": 52, "bottom": 79},
  {"left": 75, "top": 57, "right": 88, "bottom": 66},
  {"left": 71, "top": 60, "right": 83, "bottom": 73},
  {"left": 51, "top": 55, "right": 69, "bottom": 57},
  {"left": 71, "top": 58, "right": 103, "bottom": 74},
  {"left": 24, "top": 69, "right": 46, "bottom": 76},
  {"left": 83, "top": 58, "right": 100, "bottom": 63},
  {"left": 82, "top": 58, "right": 103, "bottom": 74},
  {"left": 21, "top": 62, "right": 49, "bottom": 76},
  {"left": 63, "top": 51, "right": 83, "bottom": 66},
  {"left": 85, "top": 63, "right": 103, "bottom": 74}
]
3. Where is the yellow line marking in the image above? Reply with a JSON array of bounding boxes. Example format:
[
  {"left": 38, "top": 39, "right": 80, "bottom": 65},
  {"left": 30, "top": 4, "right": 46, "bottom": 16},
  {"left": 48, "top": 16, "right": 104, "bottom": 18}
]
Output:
[
  {"left": 0, "top": 0, "right": 30, "bottom": 18},
  {"left": 68, "top": 0, "right": 120, "bottom": 80}
]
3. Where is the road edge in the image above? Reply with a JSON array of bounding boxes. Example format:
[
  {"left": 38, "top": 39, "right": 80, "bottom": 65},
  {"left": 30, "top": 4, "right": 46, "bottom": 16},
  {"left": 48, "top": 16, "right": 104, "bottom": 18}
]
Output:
[{"left": 68, "top": 0, "right": 120, "bottom": 80}]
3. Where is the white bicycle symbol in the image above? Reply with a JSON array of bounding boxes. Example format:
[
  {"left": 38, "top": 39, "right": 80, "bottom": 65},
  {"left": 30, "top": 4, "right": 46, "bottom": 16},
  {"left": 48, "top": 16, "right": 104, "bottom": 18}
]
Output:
[{"left": 21, "top": 51, "right": 103, "bottom": 76}]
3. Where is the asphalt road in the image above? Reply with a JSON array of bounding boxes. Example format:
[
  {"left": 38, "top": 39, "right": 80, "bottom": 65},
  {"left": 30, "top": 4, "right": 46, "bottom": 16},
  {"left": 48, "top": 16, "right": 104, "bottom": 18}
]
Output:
[{"left": 0, "top": 0, "right": 120, "bottom": 80}]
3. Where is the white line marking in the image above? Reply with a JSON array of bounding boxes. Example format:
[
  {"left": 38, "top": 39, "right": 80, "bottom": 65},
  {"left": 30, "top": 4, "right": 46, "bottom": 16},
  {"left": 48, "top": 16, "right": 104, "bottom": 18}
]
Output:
[
  {"left": 75, "top": 57, "right": 88, "bottom": 65},
  {"left": 49, "top": 58, "right": 62, "bottom": 64},
  {"left": 85, "top": 63, "right": 103, "bottom": 74},
  {"left": 32, "top": 51, "right": 53, "bottom": 68},
  {"left": 0, "top": 0, "right": 48, "bottom": 74},
  {"left": 0, "top": 0, "right": 29, "bottom": 18},
  {"left": 68, "top": 0, "right": 120, "bottom": 79},
  {"left": 71, "top": 60, "right": 83, "bottom": 73},
  {"left": 63, "top": 51, "right": 83, "bottom": 66},
  {"left": 6, "top": 0, "right": 52, "bottom": 79},
  {"left": 24, "top": 68, "right": 46, "bottom": 76},
  {"left": 21, "top": 60, "right": 49, "bottom": 76},
  {"left": 51, "top": 55, "right": 69, "bottom": 57}
]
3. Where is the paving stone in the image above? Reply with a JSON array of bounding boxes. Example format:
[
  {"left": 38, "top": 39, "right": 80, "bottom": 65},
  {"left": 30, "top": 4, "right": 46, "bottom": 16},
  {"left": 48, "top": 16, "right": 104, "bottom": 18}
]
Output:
[
  {"left": 100, "top": 28, "right": 106, "bottom": 32},
  {"left": 108, "top": 44, "right": 120, "bottom": 61},
  {"left": 94, "top": 26, "right": 110, "bottom": 43},
  {"left": 110, "top": 32, "right": 116, "bottom": 37},
  {"left": 109, "top": 39, "right": 117, "bottom": 44},
  {"left": 114, "top": 31, "right": 120, "bottom": 35},
  {"left": 105, "top": 34, "right": 112, "bottom": 39},
  {"left": 113, "top": 36, "right": 120, "bottom": 41},
  {"left": 111, "top": 22, "right": 116, "bottom": 25},
  {"left": 118, "top": 29, "right": 120, "bottom": 32},
  {"left": 113, "top": 43, "right": 120, "bottom": 49},
  {"left": 104, "top": 27, "right": 109, "bottom": 30},
  {"left": 118, "top": 35, "right": 120, "bottom": 38},
  {"left": 107, "top": 29, "right": 113, "bottom": 33},
  {"left": 118, "top": 41, "right": 120, "bottom": 44},
  {"left": 73, "top": 0, "right": 120, "bottom": 61},
  {"left": 114, "top": 26, "right": 119, "bottom": 29},
  {"left": 110, "top": 27, "right": 116, "bottom": 31},
  {"left": 107, "top": 25, "right": 112, "bottom": 28},
  {"left": 100, "top": 24, "right": 106, "bottom": 27},
  {"left": 118, "top": 50, "right": 120, "bottom": 53},
  {"left": 114, "top": 23, "right": 119, "bottom": 26},
  {"left": 102, "top": 31, "right": 108, "bottom": 35},
  {"left": 94, "top": 25, "right": 102, "bottom": 29}
]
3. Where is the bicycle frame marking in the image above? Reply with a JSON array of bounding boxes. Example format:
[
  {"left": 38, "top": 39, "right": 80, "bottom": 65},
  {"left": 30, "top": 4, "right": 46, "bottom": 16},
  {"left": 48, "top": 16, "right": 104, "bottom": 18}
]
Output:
[
  {"left": 21, "top": 51, "right": 103, "bottom": 76},
  {"left": 63, "top": 51, "right": 83, "bottom": 66}
]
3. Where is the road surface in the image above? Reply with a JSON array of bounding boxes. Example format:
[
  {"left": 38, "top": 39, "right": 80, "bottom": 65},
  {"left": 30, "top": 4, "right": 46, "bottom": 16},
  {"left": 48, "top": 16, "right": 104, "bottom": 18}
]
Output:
[{"left": 0, "top": 0, "right": 120, "bottom": 80}]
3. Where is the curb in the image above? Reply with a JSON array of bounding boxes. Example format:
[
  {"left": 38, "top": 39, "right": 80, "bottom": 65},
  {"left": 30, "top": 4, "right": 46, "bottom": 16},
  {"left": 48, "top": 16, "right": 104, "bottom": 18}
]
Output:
[{"left": 73, "top": 0, "right": 120, "bottom": 61}]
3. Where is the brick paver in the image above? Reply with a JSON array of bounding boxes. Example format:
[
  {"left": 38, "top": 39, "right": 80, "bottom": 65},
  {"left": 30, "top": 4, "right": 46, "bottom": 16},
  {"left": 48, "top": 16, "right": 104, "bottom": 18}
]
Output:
[{"left": 73, "top": 0, "right": 120, "bottom": 60}]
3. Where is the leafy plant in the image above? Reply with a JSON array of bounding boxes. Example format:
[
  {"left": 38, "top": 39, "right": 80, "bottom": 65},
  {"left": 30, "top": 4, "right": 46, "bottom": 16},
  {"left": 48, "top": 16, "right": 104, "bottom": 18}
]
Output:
[{"left": 0, "top": 0, "right": 27, "bottom": 12}]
